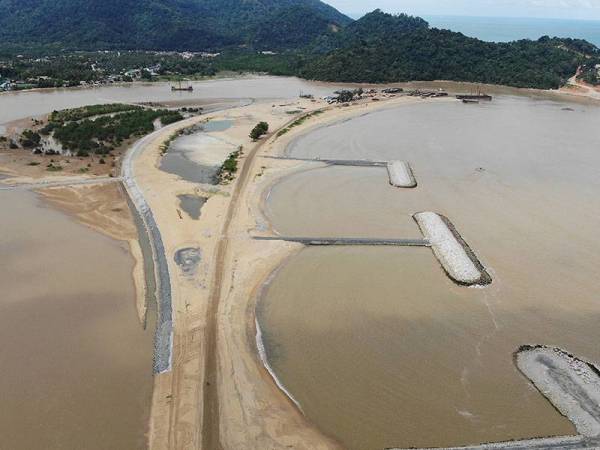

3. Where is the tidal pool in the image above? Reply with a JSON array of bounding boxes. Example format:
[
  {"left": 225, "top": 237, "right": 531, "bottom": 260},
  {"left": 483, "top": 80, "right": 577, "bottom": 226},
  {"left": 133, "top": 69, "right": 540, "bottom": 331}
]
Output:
[{"left": 259, "top": 96, "right": 600, "bottom": 449}]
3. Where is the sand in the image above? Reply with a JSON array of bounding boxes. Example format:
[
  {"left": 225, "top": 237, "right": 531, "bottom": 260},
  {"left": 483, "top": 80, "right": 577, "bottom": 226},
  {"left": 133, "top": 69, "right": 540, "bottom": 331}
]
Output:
[
  {"left": 119, "top": 93, "right": 442, "bottom": 450},
  {"left": 36, "top": 183, "right": 149, "bottom": 324}
]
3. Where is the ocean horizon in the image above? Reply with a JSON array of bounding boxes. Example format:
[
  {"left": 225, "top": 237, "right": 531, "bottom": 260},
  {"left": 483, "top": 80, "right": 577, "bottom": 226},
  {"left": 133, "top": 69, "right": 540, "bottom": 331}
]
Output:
[
  {"left": 423, "top": 15, "right": 600, "bottom": 47},
  {"left": 347, "top": 13, "right": 600, "bottom": 47}
]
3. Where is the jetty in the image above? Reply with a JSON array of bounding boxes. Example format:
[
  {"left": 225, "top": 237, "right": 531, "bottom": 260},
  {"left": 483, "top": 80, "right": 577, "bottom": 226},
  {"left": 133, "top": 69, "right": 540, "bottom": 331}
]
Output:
[
  {"left": 260, "top": 155, "right": 386, "bottom": 166},
  {"left": 253, "top": 236, "right": 429, "bottom": 246},
  {"left": 261, "top": 156, "right": 418, "bottom": 188}
]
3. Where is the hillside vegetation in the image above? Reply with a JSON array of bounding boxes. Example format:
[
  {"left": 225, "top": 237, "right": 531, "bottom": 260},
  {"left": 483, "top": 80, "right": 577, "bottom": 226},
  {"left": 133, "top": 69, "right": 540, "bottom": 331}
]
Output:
[
  {"left": 1, "top": 3, "right": 598, "bottom": 90},
  {"left": 298, "top": 11, "right": 600, "bottom": 89},
  {"left": 0, "top": 0, "right": 351, "bottom": 51}
]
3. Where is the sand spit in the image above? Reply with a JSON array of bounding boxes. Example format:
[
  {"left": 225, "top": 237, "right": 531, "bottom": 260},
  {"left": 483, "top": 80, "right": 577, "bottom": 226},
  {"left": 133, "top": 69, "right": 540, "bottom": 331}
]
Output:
[
  {"left": 121, "top": 118, "right": 205, "bottom": 374},
  {"left": 387, "top": 160, "right": 417, "bottom": 188},
  {"left": 516, "top": 345, "right": 600, "bottom": 438},
  {"left": 414, "top": 212, "right": 491, "bottom": 286}
]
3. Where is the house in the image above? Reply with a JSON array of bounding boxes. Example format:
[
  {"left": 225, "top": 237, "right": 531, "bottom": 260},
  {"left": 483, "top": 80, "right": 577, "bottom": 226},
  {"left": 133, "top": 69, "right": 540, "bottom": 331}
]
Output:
[{"left": 124, "top": 69, "right": 142, "bottom": 79}]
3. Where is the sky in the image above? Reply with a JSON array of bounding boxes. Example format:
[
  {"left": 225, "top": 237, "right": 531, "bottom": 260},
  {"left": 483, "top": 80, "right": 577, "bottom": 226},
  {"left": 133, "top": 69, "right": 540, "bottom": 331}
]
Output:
[{"left": 323, "top": 0, "right": 600, "bottom": 20}]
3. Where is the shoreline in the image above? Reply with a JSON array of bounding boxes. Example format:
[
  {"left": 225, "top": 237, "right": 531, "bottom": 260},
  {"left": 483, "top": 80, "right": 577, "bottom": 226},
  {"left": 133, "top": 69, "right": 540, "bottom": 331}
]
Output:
[
  {"left": 3, "top": 77, "right": 600, "bottom": 449},
  {"left": 241, "top": 86, "right": 598, "bottom": 449}
]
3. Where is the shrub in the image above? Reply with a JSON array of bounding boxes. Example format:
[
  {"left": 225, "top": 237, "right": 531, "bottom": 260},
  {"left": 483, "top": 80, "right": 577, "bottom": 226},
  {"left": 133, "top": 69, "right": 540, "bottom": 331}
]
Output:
[{"left": 249, "top": 121, "right": 269, "bottom": 140}]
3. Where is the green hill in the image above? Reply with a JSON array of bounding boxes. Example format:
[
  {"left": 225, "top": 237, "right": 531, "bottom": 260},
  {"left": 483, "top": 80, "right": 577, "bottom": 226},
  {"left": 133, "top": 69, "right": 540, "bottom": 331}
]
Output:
[
  {"left": 0, "top": 0, "right": 352, "bottom": 51},
  {"left": 298, "top": 10, "right": 599, "bottom": 89}
]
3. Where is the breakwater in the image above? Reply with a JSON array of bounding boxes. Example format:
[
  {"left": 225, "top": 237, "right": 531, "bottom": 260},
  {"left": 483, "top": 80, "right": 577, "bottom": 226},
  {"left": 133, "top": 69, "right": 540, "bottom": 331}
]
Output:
[
  {"left": 387, "top": 161, "right": 417, "bottom": 188},
  {"left": 121, "top": 130, "right": 174, "bottom": 374},
  {"left": 414, "top": 212, "right": 491, "bottom": 286}
]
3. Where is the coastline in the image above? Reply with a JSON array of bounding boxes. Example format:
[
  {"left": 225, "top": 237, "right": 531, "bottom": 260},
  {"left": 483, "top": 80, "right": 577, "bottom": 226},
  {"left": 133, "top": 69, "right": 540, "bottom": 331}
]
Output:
[
  {"left": 213, "top": 95, "right": 444, "bottom": 449},
  {"left": 3, "top": 75, "right": 600, "bottom": 449},
  {"left": 34, "top": 183, "right": 150, "bottom": 325},
  {"left": 229, "top": 85, "right": 599, "bottom": 449}
]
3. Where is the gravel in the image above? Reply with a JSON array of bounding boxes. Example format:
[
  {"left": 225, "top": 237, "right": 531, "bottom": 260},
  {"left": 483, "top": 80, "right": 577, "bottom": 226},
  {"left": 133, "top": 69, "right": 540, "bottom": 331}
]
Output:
[
  {"left": 414, "top": 212, "right": 486, "bottom": 285},
  {"left": 387, "top": 160, "right": 417, "bottom": 188},
  {"left": 516, "top": 345, "right": 600, "bottom": 438}
]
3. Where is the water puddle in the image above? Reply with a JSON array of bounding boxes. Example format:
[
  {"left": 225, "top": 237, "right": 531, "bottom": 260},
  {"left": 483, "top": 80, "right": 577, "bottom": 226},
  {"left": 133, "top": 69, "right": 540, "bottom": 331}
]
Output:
[
  {"left": 160, "top": 121, "right": 236, "bottom": 184},
  {"left": 174, "top": 248, "right": 202, "bottom": 276},
  {"left": 177, "top": 194, "right": 207, "bottom": 220}
]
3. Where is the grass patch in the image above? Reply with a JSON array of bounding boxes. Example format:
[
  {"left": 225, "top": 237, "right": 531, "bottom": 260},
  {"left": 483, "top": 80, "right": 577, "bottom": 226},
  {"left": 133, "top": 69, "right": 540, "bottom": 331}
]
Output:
[
  {"left": 219, "top": 146, "right": 243, "bottom": 183},
  {"left": 277, "top": 110, "right": 324, "bottom": 137}
]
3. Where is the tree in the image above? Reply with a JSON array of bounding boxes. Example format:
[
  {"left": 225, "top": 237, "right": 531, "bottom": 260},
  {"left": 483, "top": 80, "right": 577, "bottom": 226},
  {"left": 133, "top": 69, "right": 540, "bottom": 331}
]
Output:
[{"left": 250, "top": 121, "right": 269, "bottom": 140}]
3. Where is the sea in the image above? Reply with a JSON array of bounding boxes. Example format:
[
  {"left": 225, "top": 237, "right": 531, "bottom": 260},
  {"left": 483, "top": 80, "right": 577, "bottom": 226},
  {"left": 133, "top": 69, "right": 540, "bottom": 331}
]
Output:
[{"left": 422, "top": 15, "right": 600, "bottom": 47}]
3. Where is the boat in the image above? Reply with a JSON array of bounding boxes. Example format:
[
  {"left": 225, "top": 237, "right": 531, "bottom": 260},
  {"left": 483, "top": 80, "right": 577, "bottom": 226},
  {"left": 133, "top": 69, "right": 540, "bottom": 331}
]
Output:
[
  {"left": 171, "top": 80, "right": 193, "bottom": 92},
  {"left": 462, "top": 99, "right": 480, "bottom": 104},
  {"left": 456, "top": 86, "right": 492, "bottom": 101}
]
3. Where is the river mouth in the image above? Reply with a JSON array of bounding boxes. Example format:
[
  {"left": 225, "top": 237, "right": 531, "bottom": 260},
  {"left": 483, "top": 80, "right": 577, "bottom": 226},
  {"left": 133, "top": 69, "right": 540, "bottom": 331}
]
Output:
[
  {"left": 258, "top": 96, "right": 600, "bottom": 449},
  {"left": 0, "top": 190, "right": 153, "bottom": 449}
]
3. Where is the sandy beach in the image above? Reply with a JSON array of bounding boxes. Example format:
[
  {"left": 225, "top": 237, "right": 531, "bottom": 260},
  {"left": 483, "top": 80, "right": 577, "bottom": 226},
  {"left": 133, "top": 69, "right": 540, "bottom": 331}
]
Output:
[{"left": 96, "top": 91, "right": 434, "bottom": 449}]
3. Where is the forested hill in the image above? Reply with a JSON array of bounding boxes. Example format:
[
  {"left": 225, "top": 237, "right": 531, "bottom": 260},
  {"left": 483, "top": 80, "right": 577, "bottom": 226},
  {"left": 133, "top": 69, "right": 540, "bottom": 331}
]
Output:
[
  {"left": 0, "top": 0, "right": 352, "bottom": 51},
  {"left": 298, "top": 10, "right": 600, "bottom": 89}
]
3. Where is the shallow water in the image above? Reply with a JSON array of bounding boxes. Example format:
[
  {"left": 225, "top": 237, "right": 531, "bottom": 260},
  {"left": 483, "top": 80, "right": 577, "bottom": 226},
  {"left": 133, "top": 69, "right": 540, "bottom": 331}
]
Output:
[
  {"left": 177, "top": 194, "right": 207, "bottom": 219},
  {"left": 0, "top": 190, "right": 153, "bottom": 449},
  {"left": 202, "top": 119, "right": 233, "bottom": 132},
  {"left": 0, "top": 76, "right": 340, "bottom": 128},
  {"left": 160, "top": 131, "right": 235, "bottom": 184},
  {"left": 160, "top": 120, "right": 237, "bottom": 184},
  {"left": 259, "top": 96, "right": 600, "bottom": 449}
]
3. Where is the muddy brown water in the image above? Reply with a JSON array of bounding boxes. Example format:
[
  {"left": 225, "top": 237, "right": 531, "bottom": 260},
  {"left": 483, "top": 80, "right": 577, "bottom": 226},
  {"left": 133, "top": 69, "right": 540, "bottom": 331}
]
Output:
[
  {"left": 0, "top": 76, "right": 342, "bottom": 129},
  {"left": 0, "top": 190, "right": 153, "bottom": 449},
  {"left": 258, "top": 96, "right": 600, "bottom": 449}
]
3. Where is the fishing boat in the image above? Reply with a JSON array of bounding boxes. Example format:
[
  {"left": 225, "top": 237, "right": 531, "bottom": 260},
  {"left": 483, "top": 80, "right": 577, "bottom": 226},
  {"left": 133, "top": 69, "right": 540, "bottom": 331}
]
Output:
[
  {"left": 171, "top": 80, "right": 193, "bottom": 92},
  {"left": 456, "top": 86, "right": 492, "bottom": 101}
]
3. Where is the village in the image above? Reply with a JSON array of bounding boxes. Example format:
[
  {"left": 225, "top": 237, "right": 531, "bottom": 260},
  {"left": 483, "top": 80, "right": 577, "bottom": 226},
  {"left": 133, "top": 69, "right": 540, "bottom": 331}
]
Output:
[{"left": 0, "top": 50, "right": 221, "bottom": 91}]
